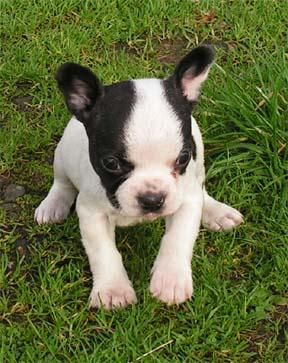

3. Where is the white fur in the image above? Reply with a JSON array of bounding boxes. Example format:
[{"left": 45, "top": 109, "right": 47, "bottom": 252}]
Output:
[
  {"left": 35, "top": 79, "right": 243, "bottom": 309},
  {"left": 125, "top": 79, "right": 183, "bottom": 164},
  {"left": 76, "top": 195, "right": 137, "bottom": 309},
  {"left": 150, "top": 181, "right": 203, "bottom": 304}
]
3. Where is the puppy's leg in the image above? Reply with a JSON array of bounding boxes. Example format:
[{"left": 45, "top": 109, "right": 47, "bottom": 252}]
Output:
[
  {"left": 35, "top": 151, "right": 77, "bottom": 224},
  {"left": 202, "top": 190, "right": 243, "bottom": 231},
  {"left": 77, "top": 194, "right": 137, "bottom": 310},
  {"left": 150, "top": 186, "right": 203, "bottom": 305}
]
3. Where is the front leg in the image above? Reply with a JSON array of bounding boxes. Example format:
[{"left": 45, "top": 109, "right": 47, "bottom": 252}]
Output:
[
  {"left": 150, "top": 186, "right": 203, "bottom": 305},
  {"left": 76, "top": 195, "right": 137, "bottom": 309}
]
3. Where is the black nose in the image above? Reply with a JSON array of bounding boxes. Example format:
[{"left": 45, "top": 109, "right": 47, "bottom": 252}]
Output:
[{"left": 138, "top": 192, "right": 165, "bottom": 212}]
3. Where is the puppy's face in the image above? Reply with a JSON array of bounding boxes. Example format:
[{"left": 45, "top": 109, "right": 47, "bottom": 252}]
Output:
[{"left": 56, "top": 45, "right": 214, "bottom": 218}]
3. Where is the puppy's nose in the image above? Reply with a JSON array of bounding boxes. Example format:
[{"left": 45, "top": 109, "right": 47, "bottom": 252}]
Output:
[{"left": 138, "top": 192, "right": 165, "bottom": 212}]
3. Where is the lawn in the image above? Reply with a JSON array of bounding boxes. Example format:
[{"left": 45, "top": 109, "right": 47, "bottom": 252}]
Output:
[{"left": 1, "top": 0, "right": 287, "bottom": 362}]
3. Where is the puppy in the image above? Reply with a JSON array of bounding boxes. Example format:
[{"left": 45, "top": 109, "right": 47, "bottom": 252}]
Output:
[{"left": 35, "top": 45, "right": 243, "bottom": 309}]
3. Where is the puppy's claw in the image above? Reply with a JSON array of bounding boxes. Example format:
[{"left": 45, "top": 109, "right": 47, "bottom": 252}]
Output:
[
  {"left": 150, "top": 262, "right": 193, "bottom": 306},
  {"left": 89, "top": 281, "right": 137, "bottom": 310}
]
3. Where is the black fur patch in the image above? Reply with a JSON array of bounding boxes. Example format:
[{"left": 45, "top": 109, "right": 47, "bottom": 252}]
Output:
[
  {"left": 56, "top": 63, "right": 103, "bottom": 123},
  {"left": 84, "top": 81, "right": 136, "bottom": 207},
  {"left": 56, "top": 63, "right": 136, "bottom": 207}
]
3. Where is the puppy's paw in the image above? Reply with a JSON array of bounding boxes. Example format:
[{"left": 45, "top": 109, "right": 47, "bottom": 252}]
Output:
[
  {"left": 35, "top": 195, "right": 70, "bottom": 225},
  {"left": 150, "top": 262, "right": 193, "bottom": 305},
  {"left": 89, "top": 280, "right": 137, "bottom": 310},
  {"left": 202, "top": 201, "right": 243, "bottom": 232}
]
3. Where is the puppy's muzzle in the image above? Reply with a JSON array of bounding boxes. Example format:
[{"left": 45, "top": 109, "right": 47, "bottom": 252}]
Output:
[{"left": 137, "top": 192, "right": 165, "bottom": 213}]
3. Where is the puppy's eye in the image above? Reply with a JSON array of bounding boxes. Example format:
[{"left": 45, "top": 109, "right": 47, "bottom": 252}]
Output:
[
  {"left": 101, "top": 157, "right": 121, "bottom": 173},
  {"left": 176, "top": 150, "right": 191, "bottom": 167}
]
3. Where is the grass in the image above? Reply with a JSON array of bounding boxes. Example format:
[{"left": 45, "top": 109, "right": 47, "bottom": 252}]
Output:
[{"left": 1, "top": 0, "right": 287, "bottom": 361}]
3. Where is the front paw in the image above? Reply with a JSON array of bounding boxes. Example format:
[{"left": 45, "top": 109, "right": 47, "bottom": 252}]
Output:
[
  {"left": 150, "top": 262, "right": 193, "bottom": 305},
  {"left": 35, "top": 195, "right": 70, "bottom": 225},
  {"left": 202, "top": 201, "right": 244, "bottom": 232},
  {"left": 89, "top": 278, "right": 137, "bottom": 310}
]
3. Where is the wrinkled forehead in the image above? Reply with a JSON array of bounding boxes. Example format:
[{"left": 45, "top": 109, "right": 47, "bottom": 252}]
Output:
[{"left": 124, "top": 79, "right": 184, "bottom": 166}]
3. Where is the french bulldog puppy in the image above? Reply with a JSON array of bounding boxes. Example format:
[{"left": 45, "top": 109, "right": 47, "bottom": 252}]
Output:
[{"left": 35, "top": 45, "right": 243, "bottom": 309}]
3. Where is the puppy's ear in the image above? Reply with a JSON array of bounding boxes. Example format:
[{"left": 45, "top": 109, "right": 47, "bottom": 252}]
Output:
[
  {"left": 56, "top": 63, "right": 103, "bottom": 123},
  {"left": 174, "top": 45, "right": 215, "bottom": 101}
]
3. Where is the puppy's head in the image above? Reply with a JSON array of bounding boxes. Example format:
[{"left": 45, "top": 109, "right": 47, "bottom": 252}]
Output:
[{"left": 56, "top": 45, "right": 215, "bottom": 218}]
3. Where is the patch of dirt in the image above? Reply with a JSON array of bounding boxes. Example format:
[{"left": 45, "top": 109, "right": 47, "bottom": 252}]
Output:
[
  {"left": 156, "top": 38, "right": 188, "bottom": 65},
  {"left": 246, "top": 303, "right": 288, "bottom": 360},
  {"left": 3, "top": 184, "right": 26, "bottom": 202},
  {"left": 246, "top": 324, "right": 274, "bottom": 355},
  {"left": 0, "top": 173, "right": 10, "bottom": 192},
  {"left": 5, "top": 236, "right": 31, "bottom": 276},
  {"left": 12, "top": 95, "right": 34, "bottom": 112},
  {"left": 15, "top": 81, "right": 34, "bottom": 92},
  {"left": 112, "top": 38, "right": 189, "bottom": 65},
  {"left": 4, "top": 225, "right": 34, "bottom": 284},
  {"left": 270, "top": 304, "right": 288, "bottom": 345},
  {"left": 0, "top": 175, "right": 26, "bottom": 217},
  {"left": 113, "top": 33, "right": 237, "bottom": 70},
  {"left": 230, "top": 268, "right": 248, "bottom": 281},
  {"left": 10, "top": 81, "right": 44, "bottom": 115},
  {"left": 155, "top": 38, "right": 236, "bottom": 66}
]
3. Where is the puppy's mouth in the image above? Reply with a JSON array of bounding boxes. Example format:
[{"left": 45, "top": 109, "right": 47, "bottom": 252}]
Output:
[
  {"left": 142, "top": 205, "right": 179, "bottom": 220},
  {"left": 117, "top": 200, "right": 180, "bottom": 219}
]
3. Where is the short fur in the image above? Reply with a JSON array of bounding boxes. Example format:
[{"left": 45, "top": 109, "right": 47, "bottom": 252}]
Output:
[{"left": 35, "top": 45, "right": 243, "bottom": 309}]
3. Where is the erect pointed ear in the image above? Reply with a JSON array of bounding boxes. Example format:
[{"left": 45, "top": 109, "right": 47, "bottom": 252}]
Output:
[
  {"left": 56, "top": 63, "right": 103, "bottom": 123},
  {"left": 174, "top": 45, "right": 215, "bottom": 101}
]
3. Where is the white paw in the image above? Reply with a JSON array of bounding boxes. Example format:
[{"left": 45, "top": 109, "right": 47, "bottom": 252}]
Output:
[
  {"left": 89, "top": 279, "right": 137, "bottom": 310},
  {"left": 35, "top": 194, "right": 70, "bottom": 225},
  {"left": 202, "top": 201, "right": 244, "bottom": 232},
  {"left": 150, "top": 262, "right": 193, "bottom": 305}
]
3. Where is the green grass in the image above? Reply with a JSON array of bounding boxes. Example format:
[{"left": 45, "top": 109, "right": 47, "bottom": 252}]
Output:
[{"left": 1, "top": 0, "right": 287, "bottom": 362}]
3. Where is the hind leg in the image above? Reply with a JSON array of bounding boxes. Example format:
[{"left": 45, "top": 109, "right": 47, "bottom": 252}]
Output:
[
  {"left": 202, "top": 190, "right": 243, "bottom": 232},
  {"left": 35, "top": 152, "right": 77, "bottom": 225}
]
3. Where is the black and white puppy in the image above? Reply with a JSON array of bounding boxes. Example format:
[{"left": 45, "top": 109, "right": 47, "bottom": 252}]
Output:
[{"left": 35, "top": 45, "right": 243, "bottom": 309}]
